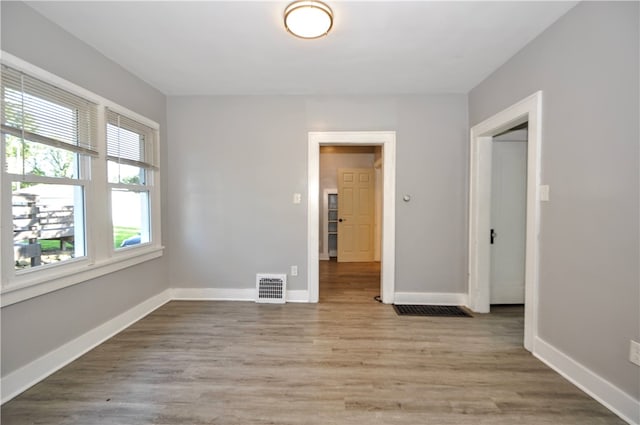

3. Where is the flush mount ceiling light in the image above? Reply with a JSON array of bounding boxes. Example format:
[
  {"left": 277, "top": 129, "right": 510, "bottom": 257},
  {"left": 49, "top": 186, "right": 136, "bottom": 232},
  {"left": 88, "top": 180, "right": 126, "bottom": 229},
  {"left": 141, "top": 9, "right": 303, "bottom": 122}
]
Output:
[{"left": 284, "top": 1, "right": 333, "bottom": 39}]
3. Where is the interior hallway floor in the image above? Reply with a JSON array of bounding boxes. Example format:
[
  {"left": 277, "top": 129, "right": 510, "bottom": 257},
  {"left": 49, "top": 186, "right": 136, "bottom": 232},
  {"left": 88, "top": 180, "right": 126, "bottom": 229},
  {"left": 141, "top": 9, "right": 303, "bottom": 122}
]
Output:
[{"left": 1, "top": 261, "right": 625, "bottom": 424}]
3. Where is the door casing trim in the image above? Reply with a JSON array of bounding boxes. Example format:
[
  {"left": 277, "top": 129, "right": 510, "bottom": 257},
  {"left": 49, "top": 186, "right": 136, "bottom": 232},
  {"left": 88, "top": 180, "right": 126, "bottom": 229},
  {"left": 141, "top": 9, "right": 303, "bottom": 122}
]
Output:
[
  {"left": 467, "top": 91, "right": 542, "bottom": 351},
  {"left": 307, "top": 131, "right": 396, "bottom": 303}
]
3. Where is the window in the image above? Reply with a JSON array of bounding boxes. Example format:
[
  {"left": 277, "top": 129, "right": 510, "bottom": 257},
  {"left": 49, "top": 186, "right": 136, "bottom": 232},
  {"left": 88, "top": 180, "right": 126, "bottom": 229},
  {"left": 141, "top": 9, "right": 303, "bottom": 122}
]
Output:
[
  {"left": 106, "top": 110, "right": 157, "bottom": 250},
  {"left": 2, "top": 64, "right": 96, "bottom": 271},
  {"left": 1, "top": 55, "right": 162, "bottom": 306}
]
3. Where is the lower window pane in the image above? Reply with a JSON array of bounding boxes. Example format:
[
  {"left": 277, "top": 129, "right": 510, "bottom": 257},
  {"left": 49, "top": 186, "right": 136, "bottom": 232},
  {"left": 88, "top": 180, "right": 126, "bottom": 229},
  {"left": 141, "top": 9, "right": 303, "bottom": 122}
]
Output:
[
  {"left": 112, "top": 189, "right": 150, "bottom": 249},
  {"left": 12, "top": 183, "right": 85, "bottom": 270}
]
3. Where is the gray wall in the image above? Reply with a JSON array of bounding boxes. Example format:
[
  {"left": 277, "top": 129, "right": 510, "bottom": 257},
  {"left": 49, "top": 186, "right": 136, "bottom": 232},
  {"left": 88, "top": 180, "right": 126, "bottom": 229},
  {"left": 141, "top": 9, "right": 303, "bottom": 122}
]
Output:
[
  {"left": 1, "top": 2, "right": 169, "bottom": 376},
  {"left": 167, "top": 95, "right": 468, "bottom": 293},
  {"left": 469, "top": 1, "right": 640, "bottom": 399}
]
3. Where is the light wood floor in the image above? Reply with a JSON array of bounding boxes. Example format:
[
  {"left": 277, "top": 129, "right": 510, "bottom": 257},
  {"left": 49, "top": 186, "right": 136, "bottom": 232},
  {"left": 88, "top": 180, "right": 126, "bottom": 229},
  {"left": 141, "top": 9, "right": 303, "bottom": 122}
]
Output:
[{"left": 2, "top": 261, "right": 625, "bottom": 424}]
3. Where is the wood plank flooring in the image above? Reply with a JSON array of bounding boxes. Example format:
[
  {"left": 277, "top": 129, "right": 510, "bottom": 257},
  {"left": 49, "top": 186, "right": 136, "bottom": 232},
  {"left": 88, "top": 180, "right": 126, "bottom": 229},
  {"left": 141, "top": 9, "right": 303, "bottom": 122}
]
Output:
[{"left": 2, "top": 261, "right": 626, "bottom": 424}]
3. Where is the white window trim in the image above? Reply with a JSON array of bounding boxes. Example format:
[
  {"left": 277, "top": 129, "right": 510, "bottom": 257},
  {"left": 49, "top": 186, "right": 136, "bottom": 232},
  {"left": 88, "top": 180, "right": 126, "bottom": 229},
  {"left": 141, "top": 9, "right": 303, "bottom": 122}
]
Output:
[{"left": 1, "top": 52, "right": 163, "bottom": 308}]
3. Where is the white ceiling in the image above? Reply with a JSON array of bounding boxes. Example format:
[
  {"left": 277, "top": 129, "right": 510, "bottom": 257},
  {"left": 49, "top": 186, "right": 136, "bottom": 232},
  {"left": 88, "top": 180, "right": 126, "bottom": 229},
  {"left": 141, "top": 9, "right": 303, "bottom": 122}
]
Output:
[{"left": 26, "top": 1, "right": 578, "bottom": 96}]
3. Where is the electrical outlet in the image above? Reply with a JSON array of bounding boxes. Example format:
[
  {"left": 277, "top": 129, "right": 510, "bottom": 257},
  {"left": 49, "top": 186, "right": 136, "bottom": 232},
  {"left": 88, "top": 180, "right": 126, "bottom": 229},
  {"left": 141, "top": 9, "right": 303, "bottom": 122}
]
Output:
[
  {"left": 540, "top": 185, "right": 550, "bottom": 202},
  {"left": 293, "top": 193, "right": 301, "bottom": 204},
  {"left": 630, "top": 340, "right": 640, "bottom": 367},
  {"left": 290, "top": 265, "right": 298, "bottom": 276}
]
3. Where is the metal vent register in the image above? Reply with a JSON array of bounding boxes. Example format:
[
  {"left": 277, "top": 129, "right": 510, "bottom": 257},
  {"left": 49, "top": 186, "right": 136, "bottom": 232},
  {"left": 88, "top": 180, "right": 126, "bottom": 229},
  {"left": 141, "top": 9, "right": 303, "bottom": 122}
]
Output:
[{"left": 256, "top": 274, "right": 287, "bottom": 303}]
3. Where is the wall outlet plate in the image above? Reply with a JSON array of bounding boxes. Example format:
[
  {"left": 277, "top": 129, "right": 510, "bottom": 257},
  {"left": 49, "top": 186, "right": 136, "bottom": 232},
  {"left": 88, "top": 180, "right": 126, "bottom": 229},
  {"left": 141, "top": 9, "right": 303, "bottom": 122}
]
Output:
[
  {"left": 629, "top": 340, "right": 640, "bottom": 367},
  {"left": 290, "top": 265, "right": 298, "bottom": 277},
  {"left": 540, "top": 185, "right": 550, "bottom": 202}
]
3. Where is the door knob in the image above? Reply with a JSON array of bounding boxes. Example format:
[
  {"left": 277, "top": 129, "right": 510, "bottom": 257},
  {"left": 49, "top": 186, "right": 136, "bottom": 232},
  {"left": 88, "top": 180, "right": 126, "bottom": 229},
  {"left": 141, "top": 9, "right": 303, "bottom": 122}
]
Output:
[
  {"left": 490, "top": 228, "right": 497, "bottom": 244},
  {"left": 339, "top": 218, "right": 345, "bottom": 222}
]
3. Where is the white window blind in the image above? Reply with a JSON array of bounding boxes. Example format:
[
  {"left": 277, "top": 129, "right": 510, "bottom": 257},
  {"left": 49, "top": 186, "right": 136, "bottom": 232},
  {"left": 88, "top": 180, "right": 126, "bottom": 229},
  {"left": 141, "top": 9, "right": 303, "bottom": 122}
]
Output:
[
  {"left": 106, "top": 109, "right": 157, "bottom": 170},
  {"left": 1, "top": 64, "right": 98, "bottom": 157}
]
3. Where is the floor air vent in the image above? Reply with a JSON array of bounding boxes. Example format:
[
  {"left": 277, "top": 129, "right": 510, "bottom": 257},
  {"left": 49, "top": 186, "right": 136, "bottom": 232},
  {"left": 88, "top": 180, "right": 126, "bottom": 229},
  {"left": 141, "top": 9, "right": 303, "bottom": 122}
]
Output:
[{"left": 256, "top": 274, "right": 287, "bottom": 304}]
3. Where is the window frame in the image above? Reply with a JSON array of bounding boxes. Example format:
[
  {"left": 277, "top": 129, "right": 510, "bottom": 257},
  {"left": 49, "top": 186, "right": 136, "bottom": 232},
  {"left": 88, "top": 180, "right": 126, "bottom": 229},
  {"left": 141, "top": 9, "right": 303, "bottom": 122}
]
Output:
[
  {"left": 105, "top": 107, "right": 159, "bottom": 253},
  {"left": 1, "top": 52, "right": 163, "bottom": 307}
]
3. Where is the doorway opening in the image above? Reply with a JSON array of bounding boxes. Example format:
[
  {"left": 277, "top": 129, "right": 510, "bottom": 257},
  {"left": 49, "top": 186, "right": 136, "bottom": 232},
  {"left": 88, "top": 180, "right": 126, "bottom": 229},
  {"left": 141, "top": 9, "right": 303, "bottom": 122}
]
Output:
[
  {"left": 487, "top": 123, "right": 529, "bottom": 340},
  {"left": 467, "top": 92, "right": 542, "bottom": 352},
  {"left": 319, "top": 147, "right": 382, "bottom": 302},
  {"left": 307, "top": 131, "right": 396, "bottom": 304},
  {"left": 490, "top": 123, "right": 527, "bottom": 306}
]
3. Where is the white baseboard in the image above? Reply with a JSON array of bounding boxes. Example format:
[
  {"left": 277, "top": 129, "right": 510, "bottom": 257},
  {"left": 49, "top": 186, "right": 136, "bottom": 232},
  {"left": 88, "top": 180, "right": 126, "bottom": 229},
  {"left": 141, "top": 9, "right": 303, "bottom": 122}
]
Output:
[
  {"left": 171, "top": 287, "right": 310, "bottom": 303},
  {"left": 171, "top": 287, "right": 255, "bottom": 301},
  {"left": 1, "top": 289, "right": 172, "bottom": 404},
  {"left": 394, "top": 292, "right": 469, "bottom": 306},
  {"left": 285, "top": 290, "right": 310, "bottom": 302},
  {"left": 319, "top": 254, "right": 330, "bottom": 261},
  {"left": 534, "top": 337, "right": 639, "bottom": 425}
]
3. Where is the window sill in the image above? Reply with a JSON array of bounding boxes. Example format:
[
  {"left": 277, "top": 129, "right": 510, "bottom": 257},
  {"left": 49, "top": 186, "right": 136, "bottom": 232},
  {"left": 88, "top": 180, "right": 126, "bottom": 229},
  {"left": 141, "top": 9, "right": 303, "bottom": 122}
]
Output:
[{"left": 1, "top": 246, "right": 164, "bottom": 307}]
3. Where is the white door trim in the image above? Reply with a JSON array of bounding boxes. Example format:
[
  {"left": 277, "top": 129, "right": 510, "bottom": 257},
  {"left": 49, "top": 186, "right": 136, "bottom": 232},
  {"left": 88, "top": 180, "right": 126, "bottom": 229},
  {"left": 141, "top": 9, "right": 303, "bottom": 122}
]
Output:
[
  {"left": 308, "top": 131, "right": 396, "bottom": 303},
  {"left": 468, "top": 91, "right": 542, "bottom": 351}
]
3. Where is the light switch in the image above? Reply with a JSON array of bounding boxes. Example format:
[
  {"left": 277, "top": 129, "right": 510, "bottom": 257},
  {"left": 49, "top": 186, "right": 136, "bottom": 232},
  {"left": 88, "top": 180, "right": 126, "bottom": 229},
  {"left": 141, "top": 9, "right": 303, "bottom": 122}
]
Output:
[
  {"left": 540, "top": 185, "right": 550, "bottom": 202},
  {"left": 293, "top": 193, "right": 302, "bottom": 204}
]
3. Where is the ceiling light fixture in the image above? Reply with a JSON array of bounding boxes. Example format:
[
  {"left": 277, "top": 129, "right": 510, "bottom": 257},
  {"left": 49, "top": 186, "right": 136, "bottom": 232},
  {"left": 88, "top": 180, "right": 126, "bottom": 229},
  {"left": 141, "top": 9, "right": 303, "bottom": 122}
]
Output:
[{"left": 284, "top": 1, "right": 333, "bottom": 39}]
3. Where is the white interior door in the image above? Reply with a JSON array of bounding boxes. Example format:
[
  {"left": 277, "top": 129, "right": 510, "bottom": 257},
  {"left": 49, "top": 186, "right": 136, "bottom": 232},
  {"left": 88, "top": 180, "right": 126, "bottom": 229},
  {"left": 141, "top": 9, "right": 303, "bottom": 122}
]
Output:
[
  {"left": 490, "top": 139, "right": 527, "bottom": 304},
  {"left": 338, "top": 168, "right": 374, "bottom": 262}
]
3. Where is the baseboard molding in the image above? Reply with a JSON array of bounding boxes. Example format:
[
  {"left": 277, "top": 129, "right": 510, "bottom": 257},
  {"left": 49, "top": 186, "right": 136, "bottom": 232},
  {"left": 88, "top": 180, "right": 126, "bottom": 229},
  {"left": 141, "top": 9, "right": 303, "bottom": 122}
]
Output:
[
  {"left": 285, "top": 290, "right": 310, "bottom": 302},
  {"left": 319, "top": 254, "right": 330, "bottom": 261},
  {"left": 394, "top": 292, "right": 469, "bottom": 306},
  {"left": 171, "top": 287, "right": 310, "bottom": 303},
  {"left": 1, "top": 289, "right": 172, "bottom": 404},
  {"left": 534, "top": 337, "right": 640, "bottom": 425},
  {"left": 171, "top": 287, "right": 255, "bottom": 301}
]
